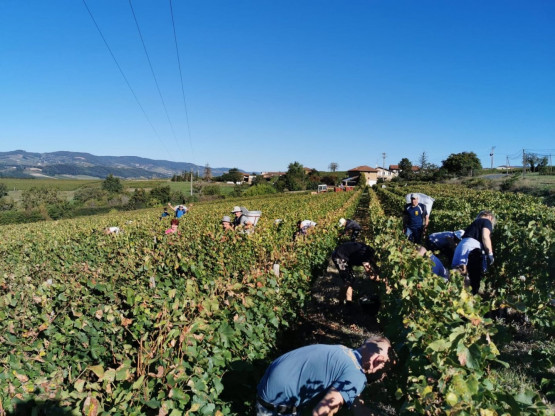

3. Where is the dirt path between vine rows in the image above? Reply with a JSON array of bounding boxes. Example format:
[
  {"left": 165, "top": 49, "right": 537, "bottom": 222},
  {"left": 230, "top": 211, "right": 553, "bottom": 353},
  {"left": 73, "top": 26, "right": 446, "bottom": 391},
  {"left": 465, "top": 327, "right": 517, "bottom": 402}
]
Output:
[
  {"left": 282, "top": 190, "right": 381, "bottom": 350},
  {"left": 272, "top": 190, "right": 396, "bottom": 415},
  {"left": 224, "top": 191, "right": 394, "bottom": 415}
]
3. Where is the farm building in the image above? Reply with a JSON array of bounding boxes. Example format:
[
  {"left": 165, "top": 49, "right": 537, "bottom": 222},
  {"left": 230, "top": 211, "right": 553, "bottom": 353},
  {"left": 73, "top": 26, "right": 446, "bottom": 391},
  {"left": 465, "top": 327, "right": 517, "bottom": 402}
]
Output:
[
  {"left": 376, "top": 167, "right": 397, "bottom": 180},
  {"left": 346, "top": 165, "right": 379, "bottom": 186}
]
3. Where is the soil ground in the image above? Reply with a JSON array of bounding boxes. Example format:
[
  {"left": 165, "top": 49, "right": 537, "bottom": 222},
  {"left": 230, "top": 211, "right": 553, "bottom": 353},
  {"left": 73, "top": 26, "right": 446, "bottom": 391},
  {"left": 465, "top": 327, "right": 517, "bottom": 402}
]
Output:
[
  {"left": 222, "top": 190, "right": 393, "bottom": 415},
  {"left": 225, "top": 190, "right": 553, "bottom": 414},
  {"left": 271, "top": 190, "right": 396, "bottom": 415},
  {"left": 282, "top": 190, "right": 380, "bottom": 350},
  {"left": 283, "top": 258, "right": 381, "bottom": 350}
]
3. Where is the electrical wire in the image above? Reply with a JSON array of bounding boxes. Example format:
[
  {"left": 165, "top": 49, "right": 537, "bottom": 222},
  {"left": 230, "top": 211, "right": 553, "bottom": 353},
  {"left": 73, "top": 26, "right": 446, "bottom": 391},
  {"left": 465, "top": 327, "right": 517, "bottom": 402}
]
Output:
[
  {"left": 524, "top": 149, "right": 555, "bottom": 157},
  {"left": 81, "top": 0, "right": 172, "bottom": 159},
  {"left": 128, "top": 0, "right": 186, "bottom": 161},
  {"left": 525, "top": 148, "right": 555, "bottom": 152},
  {"left": 169, "top": 0, "right": 195, "bottom": 163}
]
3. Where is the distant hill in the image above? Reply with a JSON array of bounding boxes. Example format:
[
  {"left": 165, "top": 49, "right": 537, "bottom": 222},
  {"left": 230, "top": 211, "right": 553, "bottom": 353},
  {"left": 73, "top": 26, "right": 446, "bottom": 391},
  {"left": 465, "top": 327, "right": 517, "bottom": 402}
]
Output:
[{"left": 0, "top": 150, "right": 238, "bottom": 179}]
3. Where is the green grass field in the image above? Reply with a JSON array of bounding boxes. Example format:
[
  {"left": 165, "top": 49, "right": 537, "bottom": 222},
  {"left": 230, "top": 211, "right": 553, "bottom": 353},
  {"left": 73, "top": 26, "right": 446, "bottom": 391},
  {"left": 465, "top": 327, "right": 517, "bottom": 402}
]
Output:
[
  {"left": 516, "top": 172, "right": 555, "bottom": 187},
  {"left": 126, "top": 180, "right": 237, "bottom": 196},
  {"left": 1, "top": 177, "right": 204, "bottom": 192},
  {"left": 0, "top": 177, "right": 102, "bottom": 191},
  {"left": 1, "top": 177, "right": 240, "bottom": 206}
]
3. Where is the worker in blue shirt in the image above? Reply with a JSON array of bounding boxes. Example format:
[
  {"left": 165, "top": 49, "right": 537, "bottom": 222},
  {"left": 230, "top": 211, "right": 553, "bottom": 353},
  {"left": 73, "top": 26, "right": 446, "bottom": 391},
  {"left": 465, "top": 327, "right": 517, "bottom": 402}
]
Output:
[
  {"left": 403, "top": 194, "right": 429, "bottom": 244},
  {"left": 452, "top": 211, "right": 496, "bottom": 295},
  {"left": 426, "top": 230, "right": 464, "bottom": 264},
  {"left": 256, "top": 335, "right": 392, "bottom": 416},
  {"left": 159, "top": 207, "right": 170, "bottom": 220},
  {"left": 417, "top": 246, "right": 449, "bottom": 281},
  {"left": 168, "top": 203, "right": 188, "bottom": 218}
]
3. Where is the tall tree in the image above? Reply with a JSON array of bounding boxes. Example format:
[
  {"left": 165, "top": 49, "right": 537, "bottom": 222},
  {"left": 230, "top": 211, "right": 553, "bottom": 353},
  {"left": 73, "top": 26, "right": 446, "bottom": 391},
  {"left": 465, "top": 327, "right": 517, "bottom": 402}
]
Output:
[
  {"left": 0, "top": 183, "right": 7, "bottom": 197},
  {"left": 21, "top": 187, "right": 61, "bottom": 210},
  {"left": 442, "top": 152, "right": 482, "bottom": 176},
  {"left": 418, "top": 152, "right": 429, "bottom": 170},
  {"left": 328, "top": 162, "right": 338, "bottom": 172},
  {"left": 285, "top": 161, "right": 307, "bottom": 191},
  {"left": 203, "top": 163, "right": 212, "bottom": 180},
  {"left": 538, "top": 156, "right": 549, "bottom": 172},
  {"left": 102, "top": 174, "right": 123, "bottom": 193},
  {"left": 252, "top": 174, "right": 265, "bottom": 186},
  {"left": 228, "top": 168, "right": 244, "bottom": 183},
  {"left": 398, "top": 158, "right": 413, "bottom": 179},
  {"left": 129, "top": 188, "right": 148, "bottom": 209},
  {"left": 215, "top": 168, "right": 244, "bottom": 183},
  {"left": 525, "top": 154, "right": 540, "bottom": 172},
  {"left": 149, "top": 185, "right": 171, "bottom": 203}
]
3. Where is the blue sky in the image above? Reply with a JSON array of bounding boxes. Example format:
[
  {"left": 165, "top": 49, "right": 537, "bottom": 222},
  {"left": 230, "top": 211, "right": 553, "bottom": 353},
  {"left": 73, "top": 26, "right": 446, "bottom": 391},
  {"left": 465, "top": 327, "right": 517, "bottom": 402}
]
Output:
[{"left": 1, "top": 1, "right": 553, "bottom": 172}]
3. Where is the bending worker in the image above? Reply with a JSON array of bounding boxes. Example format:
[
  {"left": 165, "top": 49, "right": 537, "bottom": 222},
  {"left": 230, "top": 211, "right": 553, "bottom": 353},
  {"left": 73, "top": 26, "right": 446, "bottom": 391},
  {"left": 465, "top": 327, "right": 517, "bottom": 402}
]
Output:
[
  {"left": 338, "top": 218, "right": 362, "bottom": 241},
  {"left": 331, "top": 241, "right": 379, "bottom": 303},
  {"left": 426, "top": 229, "right": 464, "bottom": 265},
  {"left": 256, "top": 335, "right": 392, "bottom": 416},
  {"left": 293, "top": 219, "right": 317, "bottom": 241},
  {"left": 452, "top": 210, "right": 496, "bottom": 295},
  {"left": 417, "top": 246, "right": 449, "bottom": 281}
]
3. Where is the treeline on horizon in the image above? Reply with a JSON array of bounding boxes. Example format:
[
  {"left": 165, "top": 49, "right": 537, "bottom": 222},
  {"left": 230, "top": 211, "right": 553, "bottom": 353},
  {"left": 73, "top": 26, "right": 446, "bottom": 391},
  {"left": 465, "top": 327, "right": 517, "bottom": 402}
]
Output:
[{"left": 0, "top": 151, "right": 553, "bottom": 226}]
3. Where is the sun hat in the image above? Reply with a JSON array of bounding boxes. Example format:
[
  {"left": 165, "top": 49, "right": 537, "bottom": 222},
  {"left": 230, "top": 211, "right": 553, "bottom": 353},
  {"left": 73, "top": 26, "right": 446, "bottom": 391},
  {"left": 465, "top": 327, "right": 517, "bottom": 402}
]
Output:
[
  {"left": 231, "top": 206, "right": 242, "bottom": 213},
  {"left": 410, "top": 193, "right": 418, "bottom": 199},
  {"left": 221, "top": 216, "right": 231, "bottom": 223},
  {"left": 338, "top": 218, "right": 346, "bottom": 227}
]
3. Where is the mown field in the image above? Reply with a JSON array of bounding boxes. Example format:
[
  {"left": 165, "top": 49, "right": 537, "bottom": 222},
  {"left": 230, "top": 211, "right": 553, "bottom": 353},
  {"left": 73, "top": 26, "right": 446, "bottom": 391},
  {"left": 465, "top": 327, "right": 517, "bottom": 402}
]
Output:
[
  {"left": 0, "top": 178, "right": 104, "bottom": 192},
  {"left": 0, "top": 178, "right": 236, "bottom": 208},
  {"left": 0, "top": 185, "right": 553, "bottom": 415},
  {"left": 0, "top": 178, "right": 214, "bottom": 193}
]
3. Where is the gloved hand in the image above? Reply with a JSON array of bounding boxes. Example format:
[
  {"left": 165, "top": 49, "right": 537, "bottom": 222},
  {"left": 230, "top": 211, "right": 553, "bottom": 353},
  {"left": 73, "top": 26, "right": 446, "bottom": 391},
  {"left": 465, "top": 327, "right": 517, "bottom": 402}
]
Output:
[{"left": 487, "top": 253, "right": 494, "bottom": 266}]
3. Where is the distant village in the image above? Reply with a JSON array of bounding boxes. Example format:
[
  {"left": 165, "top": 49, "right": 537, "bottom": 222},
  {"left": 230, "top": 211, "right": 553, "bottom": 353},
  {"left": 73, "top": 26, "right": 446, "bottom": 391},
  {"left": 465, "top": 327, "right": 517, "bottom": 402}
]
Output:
[{"left": 238, "top": 165, "right": 418, "bottom": 187}]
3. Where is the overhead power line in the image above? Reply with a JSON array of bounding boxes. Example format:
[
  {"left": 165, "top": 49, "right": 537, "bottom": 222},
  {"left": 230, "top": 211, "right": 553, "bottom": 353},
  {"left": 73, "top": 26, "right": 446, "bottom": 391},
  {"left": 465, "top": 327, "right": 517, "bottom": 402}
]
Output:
[
  {"left": 128, "top": 0, "right": 186, "bottom": 161},
  {"left": 169, "top": 0, "right": 195, "bottom": 163},
  {"left": 524, "top": 148, "right": 555, "bottom": 153},
  {"left": 524, "top": 148, "right": 554, "bottom": 158},
  {"left": 81, "top": 0, "right": 172, "bottom": 159}
]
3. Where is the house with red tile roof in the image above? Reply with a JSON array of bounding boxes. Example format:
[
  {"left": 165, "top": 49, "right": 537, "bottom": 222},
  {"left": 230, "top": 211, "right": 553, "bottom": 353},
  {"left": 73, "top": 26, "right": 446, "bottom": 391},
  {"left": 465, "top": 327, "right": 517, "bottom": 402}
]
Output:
[{"left": 346, "top": 165, "right": 379, "bottom": 186}]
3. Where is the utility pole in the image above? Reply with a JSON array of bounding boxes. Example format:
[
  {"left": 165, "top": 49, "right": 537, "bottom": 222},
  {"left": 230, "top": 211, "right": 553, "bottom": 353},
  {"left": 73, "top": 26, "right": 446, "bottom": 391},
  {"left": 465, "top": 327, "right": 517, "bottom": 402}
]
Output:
[
  {"left": 550, "top": 154, "right": 552, "bottom": 175},
  {"left": 506, "top": 156, "right": 510, "bottom": 175},
  {"left": 190, "top": 168, "right": 193, "bottom": 196},
  {"left": 382, "top": 152, "right": 386, "bottom": 170},
  {"left": 522, "top": 149, "right": 526, "bottom": 177},
  {"left": 490, "top": 146, "right": 495, "bottom": 170}
]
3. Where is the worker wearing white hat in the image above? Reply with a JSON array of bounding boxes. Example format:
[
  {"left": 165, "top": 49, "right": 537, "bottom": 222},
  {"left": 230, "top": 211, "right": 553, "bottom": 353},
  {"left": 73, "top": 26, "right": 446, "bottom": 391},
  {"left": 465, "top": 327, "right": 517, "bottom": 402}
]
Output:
[
  {"left": 338, "top": 218, "right": 362, "bottom": 241},
  {"left": 231, "top": 206, "right": 253, "bottom": 230},
  {"left": 221, "top": 215, "right": 233, "bottom": 231}
]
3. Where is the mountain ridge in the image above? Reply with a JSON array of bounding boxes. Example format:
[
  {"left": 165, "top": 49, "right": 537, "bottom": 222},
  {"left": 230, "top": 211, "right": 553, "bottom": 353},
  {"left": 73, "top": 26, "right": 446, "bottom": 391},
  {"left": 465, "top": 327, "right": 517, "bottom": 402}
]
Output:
[{"left": 0, "top": 150, "right": 240, "bottom": 179}]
